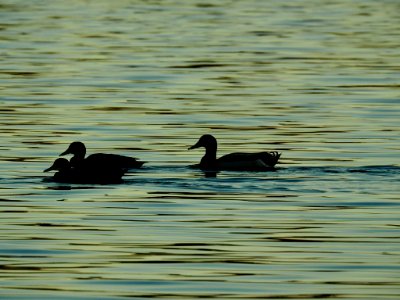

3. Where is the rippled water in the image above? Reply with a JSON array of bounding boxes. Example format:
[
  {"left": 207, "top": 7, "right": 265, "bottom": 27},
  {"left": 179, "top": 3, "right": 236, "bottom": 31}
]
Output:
[{"left": 1, "top": 1, "right": 399, "bottom": 299}]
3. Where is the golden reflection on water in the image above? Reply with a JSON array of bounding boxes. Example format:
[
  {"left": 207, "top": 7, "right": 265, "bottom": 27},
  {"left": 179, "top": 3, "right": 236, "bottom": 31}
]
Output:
[{"left": 1, "top": 0, "right": 400, "bottom": 299}]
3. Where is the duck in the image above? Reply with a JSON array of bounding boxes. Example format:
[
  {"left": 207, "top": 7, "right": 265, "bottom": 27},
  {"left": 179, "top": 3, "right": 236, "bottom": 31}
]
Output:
[
  {"left": 59, "top": 141, "right": 144, "bottom": 170},
  {"left": 44, "top": 158, "right": 74, "bottom": 183},
  {"left": 188, "top": 134, "right": 281, "bottom": 171},
  {"left": 44, "top": 158, "right": 125, "bottom": 184}
]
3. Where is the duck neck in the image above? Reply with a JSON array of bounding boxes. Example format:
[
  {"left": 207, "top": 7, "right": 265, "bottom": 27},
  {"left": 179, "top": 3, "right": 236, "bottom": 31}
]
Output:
[
  {"left": 71, "top": 149, "right": 86, "bottom": 167},
  {"left": 201, "top": 145, "right": 217, "bottom": 167},
  {"left": 74, "top": 148, "right": 86, "bottom": 160}
]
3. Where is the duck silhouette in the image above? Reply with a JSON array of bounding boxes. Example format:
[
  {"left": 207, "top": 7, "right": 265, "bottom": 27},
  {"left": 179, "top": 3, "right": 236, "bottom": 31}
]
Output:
[
  {"left": 188, "top": 134, "right": 281, "bottom": 171},
  {"left": 59, "top": 141, "right": 144, "bottom": 170},
  {"left": 44, "top": 157, "right": 125, "bottom": 184}
]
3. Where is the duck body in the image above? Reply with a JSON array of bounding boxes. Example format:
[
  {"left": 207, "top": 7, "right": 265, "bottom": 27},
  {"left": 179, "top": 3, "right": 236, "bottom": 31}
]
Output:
[
  {"left": 217, "top": 152, "right": 281, "bottom": 170},
  {"left": 44, "top": 158, "right": 125, "bottom": 184},
  {"left": 75, "top": 153, "right": 144, "bottom": 170},
  {"left": 60, "top": 141, "right": 144, "bottom": 170},
  {"left": 189, "top": 134, "right": 281, "bottom": 171}
]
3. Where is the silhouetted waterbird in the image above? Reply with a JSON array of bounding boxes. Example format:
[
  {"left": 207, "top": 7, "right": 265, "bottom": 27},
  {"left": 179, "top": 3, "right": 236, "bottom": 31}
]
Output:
[
  {"left": 44, "top": 157, "right": 125, "bottom": 184},
  {"left": 188, "top": 134, "right": 281, "bottom": 171},
  {"left": 60, "top": 141, "right": 144, "bottom": 170}
]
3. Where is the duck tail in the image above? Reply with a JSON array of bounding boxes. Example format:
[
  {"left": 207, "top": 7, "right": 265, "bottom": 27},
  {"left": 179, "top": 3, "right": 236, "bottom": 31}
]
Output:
[{"left": 260, "top": 151, "right": 281, "bottom": 167}]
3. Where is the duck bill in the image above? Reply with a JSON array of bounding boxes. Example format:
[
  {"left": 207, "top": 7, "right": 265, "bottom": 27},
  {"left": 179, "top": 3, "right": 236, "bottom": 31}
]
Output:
[
  {"left": 59, "top": 148, "right": 71, "bottom": 156},
  {"left": 188, "top": 142, "right": 201, "bottom": 150},
  {"left": 43, "top": 165, "right": 55, "bottom": 172}
]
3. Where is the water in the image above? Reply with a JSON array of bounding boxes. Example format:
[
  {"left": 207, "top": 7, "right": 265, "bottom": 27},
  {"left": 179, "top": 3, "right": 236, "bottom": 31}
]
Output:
[{"left": 1, "top": 0, "right": 399, "bottom": 299}]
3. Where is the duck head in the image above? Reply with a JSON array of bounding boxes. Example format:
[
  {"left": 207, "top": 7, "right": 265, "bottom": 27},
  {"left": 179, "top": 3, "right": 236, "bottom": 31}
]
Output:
[
  {"left": 188, "top": 134, "right": 217, "bottom": 151},
  {"left": 44, "top": 158, "right": 70, "bottom": 172},
  {"left": 60, "top": 141, "right": 86, "bottom": 158},
  {"left": 188, "top": 134, "right": 218, "bottom": 169}
]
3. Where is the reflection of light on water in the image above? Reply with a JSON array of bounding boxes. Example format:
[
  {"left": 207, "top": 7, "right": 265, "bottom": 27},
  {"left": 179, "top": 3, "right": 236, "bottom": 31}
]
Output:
[{"left": 0, "top": 0, "right": 399, "bottom": 299}]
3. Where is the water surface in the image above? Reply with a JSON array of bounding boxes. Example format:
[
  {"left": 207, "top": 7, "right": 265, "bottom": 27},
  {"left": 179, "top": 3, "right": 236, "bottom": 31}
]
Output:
[{"left": 1, "top": 1, "right": 399, "bottom": 299}]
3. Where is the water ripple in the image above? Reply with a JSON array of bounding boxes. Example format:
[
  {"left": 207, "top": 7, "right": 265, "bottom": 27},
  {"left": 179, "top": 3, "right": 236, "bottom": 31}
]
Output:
[{"left": 1, "top": 0, "right": 400, "bottom": 299}]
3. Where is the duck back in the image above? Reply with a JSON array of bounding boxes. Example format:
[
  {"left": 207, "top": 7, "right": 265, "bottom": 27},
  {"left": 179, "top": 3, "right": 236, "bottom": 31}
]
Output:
[
  {"left": 78, "top": 153, "right": 144, "bottom": 169},
  {"left": 217, "top": 151, "right": 280, "bottom": 170}
]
